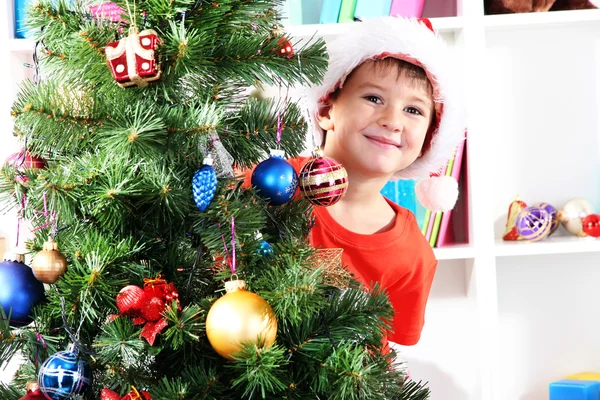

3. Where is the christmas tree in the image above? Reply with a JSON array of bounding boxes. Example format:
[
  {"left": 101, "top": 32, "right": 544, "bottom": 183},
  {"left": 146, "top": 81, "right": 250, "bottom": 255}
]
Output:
[{"left": 0, "top": 1, "right": 431, "bottom": 398}]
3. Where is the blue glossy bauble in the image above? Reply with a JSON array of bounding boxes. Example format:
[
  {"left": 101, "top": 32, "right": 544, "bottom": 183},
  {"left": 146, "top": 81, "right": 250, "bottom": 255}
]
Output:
[
  {"left": 258, "top": 240, "right": 274, "bottom": 257},
  {"left": 0, "top": 259, "right": 45, "bottom": 326},
  {"left": 192, "top": 163, "right": 217, "bottom": 212},
  {"left": 251, "top": 155, "right": 298, "bottom": 206},
  {"left": 39, "top": 346, "right": 92, "bottom": 400}
]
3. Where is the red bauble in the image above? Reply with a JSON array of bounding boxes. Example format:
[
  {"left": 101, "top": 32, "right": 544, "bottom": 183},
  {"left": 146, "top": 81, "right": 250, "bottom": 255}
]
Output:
[
  {"left": 101, "top": 387, "right": 152, "bottom": 400},
  {"left": 101, "top": 388, "right": 122, "bottom": 400},
  {"left": 582, "top": 214, "right": 600, "bottom": 237},
  {"left": 299, "top": 156, "right": 348, "bottom": 207},
  {"left": 6, "top": 151, "right": 48, "bottom": 186},
  {"left": 19, "top": 390, "right": 46, "bottom": 400},
  {"left": 276, "top": 38, "right": 294, "bottom": 58},
  {"left": 141, "top": 296, "right": 165, "bottom": 322},
  {"left": 19, "top": 383, "right": 46, "bottom": 400},
  {"left": 116, "top": 285, "right": 145, "bottom": 315}
]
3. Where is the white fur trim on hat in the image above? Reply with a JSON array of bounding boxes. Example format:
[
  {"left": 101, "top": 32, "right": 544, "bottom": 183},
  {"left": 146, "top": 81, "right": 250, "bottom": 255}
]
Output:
[{"left": 305, "top": 16, "right": 465, "bottom": 183}]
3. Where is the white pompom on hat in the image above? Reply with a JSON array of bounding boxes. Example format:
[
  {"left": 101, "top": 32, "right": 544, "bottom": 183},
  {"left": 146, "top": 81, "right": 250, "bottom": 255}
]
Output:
[{"left": 305, "top": 16, "right": 465, "bottom": 212}]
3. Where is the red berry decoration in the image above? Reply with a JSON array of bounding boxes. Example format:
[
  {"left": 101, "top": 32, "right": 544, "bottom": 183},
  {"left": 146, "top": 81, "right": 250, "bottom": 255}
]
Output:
[
  {"left": 299, "top": 156, "right": 348, "bottom": 207},
  {"left": 141, "top": 297, "right": 165, "bottom": 322},
  {"left": 5, "top": 151, "right": 47, "bottom": 186},
  {"left": 582, "top": 213, "right": 600, "bottom": 237}
]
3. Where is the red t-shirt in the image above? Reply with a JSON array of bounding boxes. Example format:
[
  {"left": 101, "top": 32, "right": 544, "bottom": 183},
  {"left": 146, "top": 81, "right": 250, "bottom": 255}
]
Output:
[{"left": 240, "top": 156, "right": 437, "bottom": 345}]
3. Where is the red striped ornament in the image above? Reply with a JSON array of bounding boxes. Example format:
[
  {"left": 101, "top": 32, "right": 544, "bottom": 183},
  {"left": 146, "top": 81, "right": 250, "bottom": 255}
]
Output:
[{"left": 299, "top": 156, "right": 348, "bottom": 207}]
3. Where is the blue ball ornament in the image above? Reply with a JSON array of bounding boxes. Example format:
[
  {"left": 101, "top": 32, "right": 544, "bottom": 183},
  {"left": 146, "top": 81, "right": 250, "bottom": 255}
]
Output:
[
  {"left": 39, "top": 345, "right": 92, "bottom": 400},
  {"left": 192, "top": 157, "right": 217, "bottom": 212},
  {"left": 0, "top": 255, "right": 45, "bottom": 326},
  {"left": 251, "top": 150, "right": 298, "bottom": 206},
  {"left": 258, "top": 240, "right": 274, "bottom": 257}
]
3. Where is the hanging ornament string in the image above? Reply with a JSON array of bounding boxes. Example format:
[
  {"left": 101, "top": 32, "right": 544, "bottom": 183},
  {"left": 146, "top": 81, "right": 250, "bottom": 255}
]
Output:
[
  {"left": 31, "top": 192, "right": 59, "bottom": 235},
  {"left": 217, "top": 221, "right": 232, "bottom": 273},
  {"left": 231, "top": 215, "right": 236, "bottom": 275},
  {"left": 59, "top": 297, "right": 98, "bottom": 358},
  {"left": 276, "top": 111, "right": 282, "bottom": 148},
  {"left": 34, "top": 330, "right": 47, "bottom": 369},
  {"left": 16, "top": 194, "right": 27, "bottom": 248},
  {"left": 217, "top": 217, "right": 237, "bottom": 275},
  {"left": 124, "top": 0, "right": 137, "bottom": 32}
]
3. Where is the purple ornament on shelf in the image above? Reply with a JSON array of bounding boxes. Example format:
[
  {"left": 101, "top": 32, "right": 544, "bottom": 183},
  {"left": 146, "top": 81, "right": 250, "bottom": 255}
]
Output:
[
  {"left": 516, "top": 206, "right": 551, "bottom": 242},
  {"left": 533, "top": 202, "right": 559, "bottom": 235}
]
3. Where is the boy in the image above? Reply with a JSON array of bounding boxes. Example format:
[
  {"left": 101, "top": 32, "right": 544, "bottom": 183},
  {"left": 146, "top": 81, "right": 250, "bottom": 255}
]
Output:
[
  {"left": 245, "top": 16, "right": 464, "bottom": 346},
  {"left": 304, "top": 16, "right": 464, "bottom": 346}
]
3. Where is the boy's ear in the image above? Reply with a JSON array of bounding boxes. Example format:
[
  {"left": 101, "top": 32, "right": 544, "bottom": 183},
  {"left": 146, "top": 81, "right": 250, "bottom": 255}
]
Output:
[{"left": 316, "top": 103, "right": 334, "bottom": 131}]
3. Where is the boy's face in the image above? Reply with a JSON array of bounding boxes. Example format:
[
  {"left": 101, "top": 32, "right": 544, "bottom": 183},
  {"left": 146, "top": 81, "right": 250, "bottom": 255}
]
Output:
[{"left": 317, "top": 61, "right": 434, "bottom": 180}]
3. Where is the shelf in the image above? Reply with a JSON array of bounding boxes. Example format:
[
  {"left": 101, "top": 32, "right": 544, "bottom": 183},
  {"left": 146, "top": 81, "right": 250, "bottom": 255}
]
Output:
[
  {"left": 8, "top": 38, "right": 35, "bottom": 53},
  {"left": 285, "top": 16, "right": 465, "bottom": 38},
  {"left": 494, "top": 235, "right": 600, "bottom": 257},
  {"left": 433, "top": 244, "right": 474, "bottom": 260},
  {"left": 484, "top": 8, "right": 600, "bottom": 29}
]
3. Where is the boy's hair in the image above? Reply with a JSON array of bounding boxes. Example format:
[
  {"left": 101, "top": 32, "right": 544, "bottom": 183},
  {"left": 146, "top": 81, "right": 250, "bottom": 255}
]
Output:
[
  {"left": 305, "top": 16, "right": 465, "bottom": 212},
  {"left": 319, "top": 58, "right": 436, "bottom": 151}
]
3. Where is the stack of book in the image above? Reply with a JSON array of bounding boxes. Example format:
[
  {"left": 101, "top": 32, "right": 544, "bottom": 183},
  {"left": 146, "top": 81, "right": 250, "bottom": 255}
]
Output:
[{"left": 285, "top": 0, "right": 426, "bottom": 26}]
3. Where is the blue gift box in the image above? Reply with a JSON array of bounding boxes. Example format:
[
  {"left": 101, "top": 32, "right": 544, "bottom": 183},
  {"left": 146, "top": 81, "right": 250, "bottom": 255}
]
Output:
[{"left": 549, "top": 379, "right": 600, "bottom": 400}]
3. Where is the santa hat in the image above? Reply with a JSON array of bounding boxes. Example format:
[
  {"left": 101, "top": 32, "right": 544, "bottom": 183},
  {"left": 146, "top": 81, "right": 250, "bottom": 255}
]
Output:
[{"left": 305, "top": 16, "right": 465, "bottom": 212}]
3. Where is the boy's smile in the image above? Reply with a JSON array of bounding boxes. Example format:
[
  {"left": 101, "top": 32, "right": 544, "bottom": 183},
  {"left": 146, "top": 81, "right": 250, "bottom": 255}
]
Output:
[{"left": 317, "top": 60, "right": 434, "bottom": 181}]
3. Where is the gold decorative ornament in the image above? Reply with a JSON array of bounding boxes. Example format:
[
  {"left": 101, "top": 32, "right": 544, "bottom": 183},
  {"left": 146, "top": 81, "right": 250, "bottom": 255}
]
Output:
[
  {"left": 205, "top": 279, "right": 277, "bottom": 360},
  {"left": 31, "top": 237, "right": 67, "bottom": 284}
]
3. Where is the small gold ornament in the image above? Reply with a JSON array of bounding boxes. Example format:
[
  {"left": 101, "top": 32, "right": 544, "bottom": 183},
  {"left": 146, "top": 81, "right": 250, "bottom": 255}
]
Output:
[
  {"left": 31, "top": 237, "right": 67, "bottom": 284},
  {"left": 205, "top": 279, "right": 277, "bottom": 360}
]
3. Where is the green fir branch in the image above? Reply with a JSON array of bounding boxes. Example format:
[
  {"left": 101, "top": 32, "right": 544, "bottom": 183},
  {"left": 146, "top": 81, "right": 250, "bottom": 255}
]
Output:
[
  {"left": 229, "top": 342, "right": 290, "bottom": 399},
  {"left": 162, "top": 302, "right": 205, "bottom": 350}
]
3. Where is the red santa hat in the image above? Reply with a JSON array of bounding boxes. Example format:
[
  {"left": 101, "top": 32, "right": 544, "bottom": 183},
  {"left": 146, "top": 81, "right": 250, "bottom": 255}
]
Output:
[{"left": 305, "top": 16, "right": 465, "bottom": 212}]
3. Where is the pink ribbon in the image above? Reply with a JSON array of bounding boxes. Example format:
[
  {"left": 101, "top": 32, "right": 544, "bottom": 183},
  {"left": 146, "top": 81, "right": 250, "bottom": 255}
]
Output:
[
  {"left": 31, "top": 191, "right": 58, "bottom": 233},
  {"left": 16, "top": 194, "right": 27, "bottom": 247},
  {"left": 276, "top": 112, "right": 282, "bottom": 144},
  {"left": 231, "top": 216, "right": 236, "bottom": 274}
]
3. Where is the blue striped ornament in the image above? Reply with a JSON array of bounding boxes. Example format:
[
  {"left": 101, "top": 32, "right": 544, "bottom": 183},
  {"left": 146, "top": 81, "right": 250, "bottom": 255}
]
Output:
[
  {"left": 192, "top": 160, "right": 217, "bottom": 212},
  {"left": 38, "top": 345, "right": 91, "bottom": 400}
]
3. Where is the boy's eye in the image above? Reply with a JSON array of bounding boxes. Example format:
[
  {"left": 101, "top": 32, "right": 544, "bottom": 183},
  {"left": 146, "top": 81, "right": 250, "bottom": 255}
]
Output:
[
  {"left": 405, "top": 107, "right": 423, "bottom": 116},
  {"left": 364, "top": 95, "right": 382, "bottom": 104}
]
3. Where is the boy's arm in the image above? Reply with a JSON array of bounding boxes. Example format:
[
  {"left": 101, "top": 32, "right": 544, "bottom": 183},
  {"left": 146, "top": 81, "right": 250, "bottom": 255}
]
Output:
[{"left": 385, "top": 259, "right": 437, "bottom": 346}]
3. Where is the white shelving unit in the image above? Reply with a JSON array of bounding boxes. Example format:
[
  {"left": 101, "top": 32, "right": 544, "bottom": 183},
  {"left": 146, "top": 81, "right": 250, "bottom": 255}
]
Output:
[{"left": 2, "top": 1, "right": 600, "bottom": 399}]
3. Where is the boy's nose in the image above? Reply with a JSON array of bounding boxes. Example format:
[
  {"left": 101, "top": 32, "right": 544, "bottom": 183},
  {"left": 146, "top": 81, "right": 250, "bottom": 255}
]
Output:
[{"left": 378, "top": 109, "right": 404, "bottom": 133}]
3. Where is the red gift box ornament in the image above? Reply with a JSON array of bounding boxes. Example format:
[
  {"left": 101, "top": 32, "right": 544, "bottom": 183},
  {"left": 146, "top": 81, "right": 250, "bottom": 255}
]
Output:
[{"left": 104, "top": 27, "right": 161, "bottom": 88}]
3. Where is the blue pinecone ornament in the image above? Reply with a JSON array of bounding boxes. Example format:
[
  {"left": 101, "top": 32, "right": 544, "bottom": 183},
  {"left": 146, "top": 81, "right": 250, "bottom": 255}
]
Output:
[{"left": 193, "top": 157, "right": 217, "bottom": 212}]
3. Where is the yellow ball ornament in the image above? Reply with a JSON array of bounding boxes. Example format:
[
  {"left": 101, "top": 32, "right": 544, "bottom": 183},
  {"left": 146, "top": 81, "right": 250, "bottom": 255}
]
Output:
[
  {"left": 31, "top": 237, "right": 67, "bottom": 284},
  {"left": 205, "top": 279, "right": 277, "bottom": 360}
]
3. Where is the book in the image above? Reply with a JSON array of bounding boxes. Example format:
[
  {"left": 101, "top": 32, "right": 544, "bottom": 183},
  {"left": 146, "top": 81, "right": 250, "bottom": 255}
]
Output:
[
  {"left": 390, "top": 0, "right": 426, "bottom": 18},
  {"left": 354, "top": 0, "right": 392, "bottom": 20},
  {"left": 435, "top": 131, "right": 468, "bottom": 247},
  {"left": 429, "top": 144, "right": 457, "bottom": 247},
  {"left": 338, "top": 0, "right": 358, "bottom": 22},
  {"left": 320, "top": 0, "right": 343, "bottom": 24},
  {"left": 288, "top": 0, "right": 324, "bottom": 25}
]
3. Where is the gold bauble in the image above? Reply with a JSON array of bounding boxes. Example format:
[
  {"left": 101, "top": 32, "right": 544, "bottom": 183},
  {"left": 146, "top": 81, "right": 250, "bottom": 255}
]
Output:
[
  {"left": 205, "top": 280, "right": 277, "bottom": 360},
  {"left": 31, "top": 237, "right": 67, "bottom": 284},
  {"left": 559, "top": 198, "right": 594, "bottom": 237}
]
